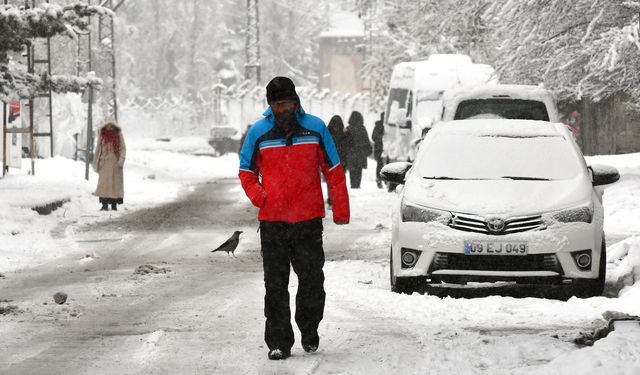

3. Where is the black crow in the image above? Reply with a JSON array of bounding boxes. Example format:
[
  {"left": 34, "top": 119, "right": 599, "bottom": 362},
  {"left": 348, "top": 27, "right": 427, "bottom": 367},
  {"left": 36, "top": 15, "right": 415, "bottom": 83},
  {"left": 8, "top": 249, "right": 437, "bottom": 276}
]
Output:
[{"left": 211, "top": 231, "right": 243, "bottom": 256}]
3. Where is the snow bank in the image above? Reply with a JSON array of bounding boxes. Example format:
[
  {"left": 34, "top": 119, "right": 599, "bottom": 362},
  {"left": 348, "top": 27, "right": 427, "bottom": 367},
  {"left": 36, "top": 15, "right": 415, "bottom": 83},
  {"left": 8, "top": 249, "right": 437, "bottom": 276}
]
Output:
[{"left": 586, "top": 153, "right": 640, "bottom": 235}]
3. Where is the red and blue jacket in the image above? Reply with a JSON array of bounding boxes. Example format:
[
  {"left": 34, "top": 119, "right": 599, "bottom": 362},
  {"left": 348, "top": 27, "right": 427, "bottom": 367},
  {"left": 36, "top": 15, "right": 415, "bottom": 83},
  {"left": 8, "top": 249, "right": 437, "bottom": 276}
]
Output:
[{"left": 239, "top": 106, "right": 350, "bottom": 224}]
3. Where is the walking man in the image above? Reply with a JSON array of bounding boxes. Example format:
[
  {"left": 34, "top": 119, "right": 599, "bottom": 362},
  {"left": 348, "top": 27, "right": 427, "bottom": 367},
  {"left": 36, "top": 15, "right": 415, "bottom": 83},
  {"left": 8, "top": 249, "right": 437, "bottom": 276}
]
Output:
[{"left": 238, "top": 76, "right": 350, "bottom": 360}]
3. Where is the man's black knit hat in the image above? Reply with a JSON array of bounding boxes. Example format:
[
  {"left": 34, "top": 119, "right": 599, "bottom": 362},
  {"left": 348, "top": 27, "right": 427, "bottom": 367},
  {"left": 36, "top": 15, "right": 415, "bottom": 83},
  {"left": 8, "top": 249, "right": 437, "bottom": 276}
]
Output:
[{"left": 266, "top": 76, "right": 299, "bottom": 104}]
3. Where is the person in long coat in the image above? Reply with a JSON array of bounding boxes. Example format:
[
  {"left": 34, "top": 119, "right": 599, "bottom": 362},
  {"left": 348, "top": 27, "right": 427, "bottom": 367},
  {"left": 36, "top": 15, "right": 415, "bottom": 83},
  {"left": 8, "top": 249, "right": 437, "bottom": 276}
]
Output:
[
  {"left": 345, "top": 111, "right": 372, "bottom": 189},
  {"left": 327, "top": 115, "right": 348, "bottom": 171},
  {"left": 92, "top": 116, "right": 126, "bottom": 211},
  {"left": 326, "top": 115, "right": 348, "bottom": 205}
]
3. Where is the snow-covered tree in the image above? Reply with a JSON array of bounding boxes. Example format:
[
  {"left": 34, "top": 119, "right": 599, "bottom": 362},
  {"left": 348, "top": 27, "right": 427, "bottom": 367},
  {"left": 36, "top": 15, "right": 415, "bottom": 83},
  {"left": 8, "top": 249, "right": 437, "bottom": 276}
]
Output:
[
  {"left": 115, "top": 0, "right": 335, "bottom": 99},
  {"left": 0, "top": 3, "right": 107, "bottom": 101},
  {"left": 360, "top": 0, "right": 494, "bottom": 97},
  {"left": 260, "top": 0, "right": 330, "bottom": 86},
  {"left": 485, "top": 0, "right": 640, "bottom": 104}
]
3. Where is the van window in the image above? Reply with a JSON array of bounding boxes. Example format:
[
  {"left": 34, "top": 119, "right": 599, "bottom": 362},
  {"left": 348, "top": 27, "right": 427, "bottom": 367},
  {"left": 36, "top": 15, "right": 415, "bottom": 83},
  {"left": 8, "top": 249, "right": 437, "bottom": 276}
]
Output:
[
  {"left": 403, "top": 91, "right": 413, "bottom": 129},
  {"left": 385, "top": 88, "right": 409, "bottom": 127},
  {"left": 454, "top": 99, "right": 550, "bottom": 121}
]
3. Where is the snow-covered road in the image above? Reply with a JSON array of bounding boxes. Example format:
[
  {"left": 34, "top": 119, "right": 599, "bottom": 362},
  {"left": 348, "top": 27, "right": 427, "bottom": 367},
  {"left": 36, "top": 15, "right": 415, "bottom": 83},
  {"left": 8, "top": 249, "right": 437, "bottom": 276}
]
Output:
[{"left": 1, "top": 138, "right": 640, "bottom": 374}]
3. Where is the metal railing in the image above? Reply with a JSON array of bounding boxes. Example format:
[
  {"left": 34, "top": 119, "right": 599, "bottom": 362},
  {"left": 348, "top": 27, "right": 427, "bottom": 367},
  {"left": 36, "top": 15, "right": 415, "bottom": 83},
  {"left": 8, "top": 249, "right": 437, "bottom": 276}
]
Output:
[{"left": 118, "top": 84, "right": 385, "bottom": 138}]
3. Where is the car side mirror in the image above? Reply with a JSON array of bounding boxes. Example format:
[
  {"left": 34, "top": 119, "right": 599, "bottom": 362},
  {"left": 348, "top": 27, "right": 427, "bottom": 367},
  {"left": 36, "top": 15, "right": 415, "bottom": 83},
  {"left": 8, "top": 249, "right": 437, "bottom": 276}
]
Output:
[
  {"left": 589, "top": 164, "right": 620, "bottom": 186},
  {"left": 380, "top": 162, "right": 412, "bottom": 185}
]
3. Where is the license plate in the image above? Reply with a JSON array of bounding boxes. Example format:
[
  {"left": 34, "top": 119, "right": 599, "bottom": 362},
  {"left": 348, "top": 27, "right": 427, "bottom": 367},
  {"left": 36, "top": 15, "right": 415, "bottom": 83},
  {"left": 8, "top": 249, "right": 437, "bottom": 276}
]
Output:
[{"left": 464, "top": 241, "right": 528, "bottom": 255}]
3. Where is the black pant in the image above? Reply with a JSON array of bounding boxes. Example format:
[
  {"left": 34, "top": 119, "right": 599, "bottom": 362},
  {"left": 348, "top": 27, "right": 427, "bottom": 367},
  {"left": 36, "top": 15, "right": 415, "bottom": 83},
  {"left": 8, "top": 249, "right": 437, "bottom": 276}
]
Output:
[
  {"left": 348, "top": 167, "right": 363, "bottom": 188},
  {"left": 260, "top": 218, "right": 325, "bottom": 351},
  {"left": 375, "top": 156, "right": 383, "bottom": 182}
]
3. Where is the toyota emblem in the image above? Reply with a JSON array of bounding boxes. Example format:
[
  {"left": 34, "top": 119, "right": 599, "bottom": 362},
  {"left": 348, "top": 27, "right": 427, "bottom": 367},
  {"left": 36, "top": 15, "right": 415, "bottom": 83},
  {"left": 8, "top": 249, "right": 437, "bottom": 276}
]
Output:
[{"left": 486, "top": 217, "right": 506, "bottom": 233}]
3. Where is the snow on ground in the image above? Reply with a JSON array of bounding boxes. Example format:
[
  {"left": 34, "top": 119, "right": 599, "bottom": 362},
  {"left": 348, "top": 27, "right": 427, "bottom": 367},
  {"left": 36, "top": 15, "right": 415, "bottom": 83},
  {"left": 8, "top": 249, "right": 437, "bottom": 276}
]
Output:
[
  {"left": 2, "top": 138, "right": 640, "bottom": 373},
  {"left": 0, "top": 136, "right": 238, "bottom": 272},
  {"left": 587, "top": 153, "right": 640, "bottom": 236}
]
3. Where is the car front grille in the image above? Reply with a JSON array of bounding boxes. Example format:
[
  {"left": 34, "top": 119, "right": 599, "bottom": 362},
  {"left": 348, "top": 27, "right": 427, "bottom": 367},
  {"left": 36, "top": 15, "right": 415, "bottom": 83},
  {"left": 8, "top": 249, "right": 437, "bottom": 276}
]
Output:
[
  {"left": 449, "top": 213, "right": 546, "bottom": 235},
  {"left": 430, "top": 252, "right": 562, "bottom": 273}
]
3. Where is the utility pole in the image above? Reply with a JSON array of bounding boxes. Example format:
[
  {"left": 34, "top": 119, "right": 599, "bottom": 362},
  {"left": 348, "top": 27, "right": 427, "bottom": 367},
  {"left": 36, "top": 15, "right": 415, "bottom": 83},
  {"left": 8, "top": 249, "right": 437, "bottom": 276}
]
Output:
[
  {"left": 77, "top": 0, "right": 94, "bottom": 181},
  {"left": 245, "top": 0, "right": 261, "bottom": 86},
  {"left": 97, "top": 0, "right": 119, "bottom": 120}
]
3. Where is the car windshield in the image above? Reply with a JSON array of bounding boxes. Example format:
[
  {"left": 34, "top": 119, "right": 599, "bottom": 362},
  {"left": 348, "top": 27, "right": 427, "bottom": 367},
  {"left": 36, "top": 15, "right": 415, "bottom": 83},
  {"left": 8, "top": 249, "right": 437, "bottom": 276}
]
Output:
[
  {"left": 417, "top": 134, "right": 582, "bottom": 180},
  {"left": 454, "top": 99, "right": 550, "bottom": 121}
]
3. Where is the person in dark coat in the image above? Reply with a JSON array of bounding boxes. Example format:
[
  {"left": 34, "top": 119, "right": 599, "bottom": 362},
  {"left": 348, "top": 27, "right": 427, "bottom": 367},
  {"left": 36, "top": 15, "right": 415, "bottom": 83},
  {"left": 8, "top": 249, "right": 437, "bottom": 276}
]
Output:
[
  {"left": 327, "top": 115, "right": 348, "bottom": 172},
  {"left": 345, "top": 111, "right": 372, "bottom": 189},
  {"left": 326, "top": 115, "right": 348, "bottom": 205},
  {"left": 371, "top": 112, "right": 385, "bottom": 189}
]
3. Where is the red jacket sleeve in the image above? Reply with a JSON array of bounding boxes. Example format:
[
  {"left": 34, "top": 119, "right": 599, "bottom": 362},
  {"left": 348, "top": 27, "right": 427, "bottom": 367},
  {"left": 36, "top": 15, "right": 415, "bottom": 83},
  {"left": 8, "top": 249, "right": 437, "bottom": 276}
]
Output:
[
  {"left": 321, "top": 156, "right": 350, "bottom": 224},
  {"left": 239, "top": 169, "right": 266, "bottom": 208}
]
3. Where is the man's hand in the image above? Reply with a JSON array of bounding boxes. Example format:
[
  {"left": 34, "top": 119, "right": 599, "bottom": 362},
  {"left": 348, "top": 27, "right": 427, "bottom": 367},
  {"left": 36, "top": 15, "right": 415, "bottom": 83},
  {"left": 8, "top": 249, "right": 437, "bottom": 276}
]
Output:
[{"left": 333, "top": 219, "right": 349, "bottom": 225}]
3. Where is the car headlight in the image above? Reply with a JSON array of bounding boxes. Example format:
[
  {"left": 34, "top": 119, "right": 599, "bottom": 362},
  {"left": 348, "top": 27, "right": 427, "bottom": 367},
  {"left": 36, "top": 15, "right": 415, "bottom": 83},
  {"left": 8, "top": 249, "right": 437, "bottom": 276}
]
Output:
[
  {"left": 551, "top": 204, "right": 594, "bottom": 224},
  {"left": 401, "top": 201, "right": 452, "bottom": 224}
]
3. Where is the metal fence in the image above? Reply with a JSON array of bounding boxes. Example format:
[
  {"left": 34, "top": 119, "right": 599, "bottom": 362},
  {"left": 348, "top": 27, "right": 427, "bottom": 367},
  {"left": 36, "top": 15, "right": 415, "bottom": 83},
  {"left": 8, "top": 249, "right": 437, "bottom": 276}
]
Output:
[{"left": 118, "top": 83, "right": 384, "bottom": 138}]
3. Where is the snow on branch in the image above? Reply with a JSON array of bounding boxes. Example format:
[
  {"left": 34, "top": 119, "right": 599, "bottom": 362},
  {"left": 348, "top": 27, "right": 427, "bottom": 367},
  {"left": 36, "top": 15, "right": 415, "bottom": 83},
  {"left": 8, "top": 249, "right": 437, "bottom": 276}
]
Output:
[
  {"left": 0, "top": 2, "right": 111, "bottom": 100},
  {"left": 486, "top": 0, "right": 640, "bottom": 105}
]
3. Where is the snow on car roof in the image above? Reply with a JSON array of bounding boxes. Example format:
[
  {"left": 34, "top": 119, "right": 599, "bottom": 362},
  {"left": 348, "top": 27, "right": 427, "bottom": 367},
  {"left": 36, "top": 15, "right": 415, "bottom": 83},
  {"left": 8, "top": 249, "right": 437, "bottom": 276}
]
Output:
[
  {"left": 444, "top": 84, "right": 554, "bottom": 102},
  {"left": 432, "top": 119, "right": 566, "bottom": 138}
]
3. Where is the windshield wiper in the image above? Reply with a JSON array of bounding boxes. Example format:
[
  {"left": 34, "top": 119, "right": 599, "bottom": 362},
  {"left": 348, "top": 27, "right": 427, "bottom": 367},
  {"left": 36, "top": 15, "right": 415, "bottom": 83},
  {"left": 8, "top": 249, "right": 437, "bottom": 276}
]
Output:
[
  {"left": 423, "top": 176, "right": 462, "bottom": 180},
  {"left": 423, "top": 176, "right": 490, "bottom": 180},
  {"left": 500, "top": 176, "right": 551, "bottom": 181}
]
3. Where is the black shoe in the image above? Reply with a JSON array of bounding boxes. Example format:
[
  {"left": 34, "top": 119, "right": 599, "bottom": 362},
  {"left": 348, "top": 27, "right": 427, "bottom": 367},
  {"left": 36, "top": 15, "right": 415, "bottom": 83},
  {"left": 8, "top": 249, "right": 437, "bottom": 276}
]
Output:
[
  {"left": 376, "top": 180, "right": 383, "bottom": 189},
  {"left": 302, "top": 333, "right": 319, "bottom": 353},
  {"left": 111, "top": 204, "right": 117, "bottom": 211},
  {"left": 267, "top": 348, "right": 290, "bottom": 360},
  {"left": 100, "top": 204, "right": 108, "bottom": 211}
]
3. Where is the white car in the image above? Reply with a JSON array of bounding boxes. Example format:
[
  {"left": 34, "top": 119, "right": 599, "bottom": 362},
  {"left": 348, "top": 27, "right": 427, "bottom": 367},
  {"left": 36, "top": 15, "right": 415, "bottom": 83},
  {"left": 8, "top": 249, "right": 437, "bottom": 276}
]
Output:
[{"left": 381, "top": 119, "right": 619, "bottom": 297}]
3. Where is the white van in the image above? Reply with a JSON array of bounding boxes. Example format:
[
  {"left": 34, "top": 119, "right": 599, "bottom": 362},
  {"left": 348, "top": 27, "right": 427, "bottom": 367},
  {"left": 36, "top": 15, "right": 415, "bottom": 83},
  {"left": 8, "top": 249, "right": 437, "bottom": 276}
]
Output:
[{"left": 383, "top": 55, "right": 497, "bottom": 163}]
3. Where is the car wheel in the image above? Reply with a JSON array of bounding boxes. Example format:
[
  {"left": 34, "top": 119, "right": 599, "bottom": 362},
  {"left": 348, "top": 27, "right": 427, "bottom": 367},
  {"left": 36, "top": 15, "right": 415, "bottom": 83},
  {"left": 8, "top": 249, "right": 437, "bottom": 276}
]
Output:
[
  {"left": 571, "top": 237, "right": 606, "bottom": 298},
  {"left": 390, "top": 247, "right": 417, "bottom": 294}
]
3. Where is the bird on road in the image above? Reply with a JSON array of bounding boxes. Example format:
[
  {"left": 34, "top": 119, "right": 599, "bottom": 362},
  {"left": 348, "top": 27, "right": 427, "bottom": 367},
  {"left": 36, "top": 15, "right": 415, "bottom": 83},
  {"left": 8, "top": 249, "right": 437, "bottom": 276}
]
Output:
[{"left": 211, "top": 231, "right": 243, "bottom": 257}]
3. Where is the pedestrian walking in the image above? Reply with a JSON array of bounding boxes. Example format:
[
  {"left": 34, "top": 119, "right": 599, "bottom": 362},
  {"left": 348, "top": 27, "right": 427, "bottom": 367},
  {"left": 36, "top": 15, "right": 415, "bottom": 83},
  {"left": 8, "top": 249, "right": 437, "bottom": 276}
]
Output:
[
  {"left": 371, "top": 112, "right": 385, "bottom": 189},
  {"left": 345, "top": 111, "right": 372, "bottom": 189},
  {"left": 326, "top": 115, "right": 348, "bottom": 205},
  {"left": 238, "top": 76, "right": 350, "bottom": 360},
  {"left": 327, "top": 115, "right": 348, "bottom": 171},
  {"left": 92, "top": 116, "right": 126, "bottom": 211}
]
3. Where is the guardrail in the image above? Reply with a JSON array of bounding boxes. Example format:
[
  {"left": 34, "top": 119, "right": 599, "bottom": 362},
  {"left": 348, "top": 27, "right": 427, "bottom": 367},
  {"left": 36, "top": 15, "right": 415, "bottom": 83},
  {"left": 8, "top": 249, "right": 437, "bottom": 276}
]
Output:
[{"left": 118, "top": 83, "right": 384, "bottom": 138}]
